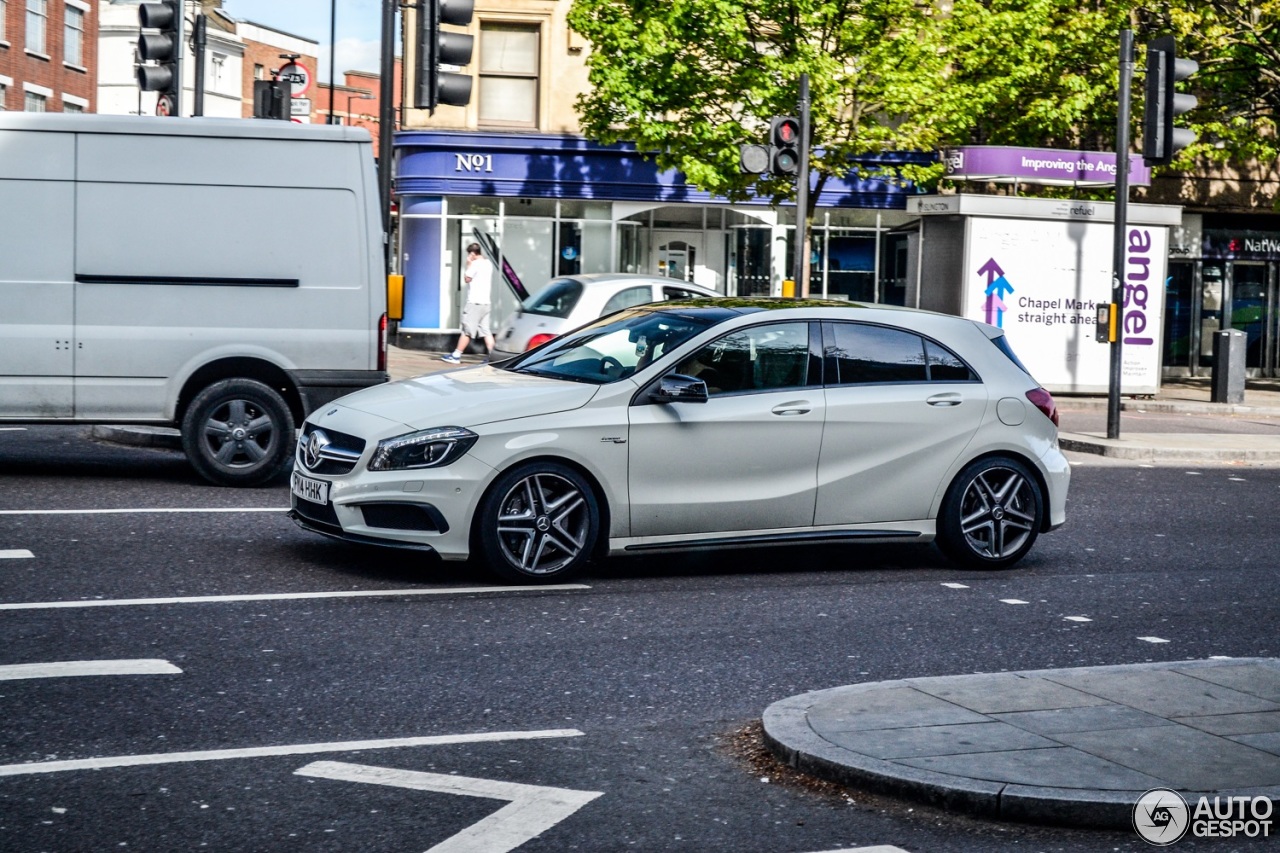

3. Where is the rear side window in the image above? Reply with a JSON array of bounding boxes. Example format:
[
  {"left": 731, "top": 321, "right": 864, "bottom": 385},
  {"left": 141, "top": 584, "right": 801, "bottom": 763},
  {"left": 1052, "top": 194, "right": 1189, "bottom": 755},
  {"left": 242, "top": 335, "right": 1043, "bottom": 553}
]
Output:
[
  {"left": 524, "top": 279, "right": 583, "bottom": 318},
  {"left": 826, "top": 323, "right": 976, "bottom": 384},
  {"left": 601, "top": 285, "right": 654, "bottom": 315},
  {"left": 990, "top": 333, "right": 1032, "bottom": 376}
]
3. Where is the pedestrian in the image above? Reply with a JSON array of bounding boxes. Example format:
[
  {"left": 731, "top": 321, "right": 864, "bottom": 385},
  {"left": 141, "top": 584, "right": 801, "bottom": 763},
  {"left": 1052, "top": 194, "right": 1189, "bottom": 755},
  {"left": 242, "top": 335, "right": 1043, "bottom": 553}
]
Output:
[{"left": 441, "top": 242, "right": 495, "bottom": 364}]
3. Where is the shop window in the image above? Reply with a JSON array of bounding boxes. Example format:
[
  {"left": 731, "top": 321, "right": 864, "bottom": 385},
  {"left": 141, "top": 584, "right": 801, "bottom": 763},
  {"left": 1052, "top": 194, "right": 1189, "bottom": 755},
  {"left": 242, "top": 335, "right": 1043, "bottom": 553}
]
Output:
[
  {"left": 26, "top": 0, "right": 46, "bottom": 55},
  {"left": 478, "top": 23, "right": 539, "bottom": 128},
  {"left": 63, "top": 3, "right": 83, "bottom": 67}
]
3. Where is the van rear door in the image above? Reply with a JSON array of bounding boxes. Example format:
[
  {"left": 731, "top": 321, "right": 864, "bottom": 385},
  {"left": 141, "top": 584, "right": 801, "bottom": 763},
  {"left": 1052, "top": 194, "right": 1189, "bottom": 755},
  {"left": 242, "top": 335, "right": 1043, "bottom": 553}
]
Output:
[{"left": 0, "top": 129, "right": 75, "bottom": 418}]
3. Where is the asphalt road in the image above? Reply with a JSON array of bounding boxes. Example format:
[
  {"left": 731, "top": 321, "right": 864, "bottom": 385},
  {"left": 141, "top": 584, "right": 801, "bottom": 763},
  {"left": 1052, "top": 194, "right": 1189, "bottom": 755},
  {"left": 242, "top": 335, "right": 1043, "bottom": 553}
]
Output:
[{"left": 2, "top": 426, "right": 1277, "bottom": 852}]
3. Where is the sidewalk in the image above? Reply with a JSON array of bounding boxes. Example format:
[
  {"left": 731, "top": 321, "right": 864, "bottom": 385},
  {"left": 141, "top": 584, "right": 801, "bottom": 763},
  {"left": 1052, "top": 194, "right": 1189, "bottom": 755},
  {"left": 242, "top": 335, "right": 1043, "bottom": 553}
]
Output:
[{"left": 762, "top": 658, "right": 1280, "bottom": 829}]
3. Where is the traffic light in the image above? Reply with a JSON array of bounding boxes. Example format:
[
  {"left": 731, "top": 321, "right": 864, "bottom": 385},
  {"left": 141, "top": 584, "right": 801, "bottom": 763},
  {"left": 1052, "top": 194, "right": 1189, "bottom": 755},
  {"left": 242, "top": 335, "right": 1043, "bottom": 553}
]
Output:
[
  {"left": 416, "top": 0, "right": 474, "bottom": 112},
  {"left": 1142, "top": 35, "right": 1198, "bottom": 166},
  {"left": 770, "top": 116, "right": 801, "bottom": 175},
  {"left": 252, "top": 80, "right": 289, "bottom": 121},
  {"left": 137, "top": 0, "right": 182, "bottom": 117}
]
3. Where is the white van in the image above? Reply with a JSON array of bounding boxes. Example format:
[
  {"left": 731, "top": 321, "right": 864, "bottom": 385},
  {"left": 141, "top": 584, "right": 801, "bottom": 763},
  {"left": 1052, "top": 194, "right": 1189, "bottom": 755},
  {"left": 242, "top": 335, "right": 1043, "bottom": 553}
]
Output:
[{"left": 0, "top": 113, "right": 388, "bottom": 486}]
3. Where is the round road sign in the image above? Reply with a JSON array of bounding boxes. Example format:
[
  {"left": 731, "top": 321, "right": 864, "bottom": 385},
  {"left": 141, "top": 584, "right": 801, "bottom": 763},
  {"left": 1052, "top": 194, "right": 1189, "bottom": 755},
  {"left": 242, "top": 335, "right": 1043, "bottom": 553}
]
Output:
[{"left": 277, "top": 62, "right": 312, "bottom": 98}]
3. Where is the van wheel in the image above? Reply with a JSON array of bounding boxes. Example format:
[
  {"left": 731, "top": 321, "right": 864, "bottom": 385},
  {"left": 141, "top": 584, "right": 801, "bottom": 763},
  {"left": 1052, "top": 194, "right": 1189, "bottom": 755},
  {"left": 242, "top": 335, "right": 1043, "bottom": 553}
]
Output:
[
  {"left": 181, "top": 378, "right": 294, "bottom": 487},
  {"left": 936, "top": 457, "right": 1043, "bottom": 570},
  {"left": 475, "top": 462, "right": 600, "bottom": 584}
]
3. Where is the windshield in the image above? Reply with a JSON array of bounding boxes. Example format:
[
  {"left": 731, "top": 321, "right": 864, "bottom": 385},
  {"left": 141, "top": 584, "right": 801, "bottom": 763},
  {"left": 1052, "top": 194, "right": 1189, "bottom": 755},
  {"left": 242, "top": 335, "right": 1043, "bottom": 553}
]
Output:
[
  {"left": 501, "top": 308, "right": 716, "bottom": 384},
  {"left": 523, "top": 279, "right": 584, "bottom": 318}
]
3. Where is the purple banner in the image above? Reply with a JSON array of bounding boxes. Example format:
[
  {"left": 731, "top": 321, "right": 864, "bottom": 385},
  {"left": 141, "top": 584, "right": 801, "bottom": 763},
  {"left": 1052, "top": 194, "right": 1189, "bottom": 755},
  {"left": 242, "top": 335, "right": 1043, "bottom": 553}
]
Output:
[{"left": 942, "top": 146, "right": 1151, "bottom": 187}]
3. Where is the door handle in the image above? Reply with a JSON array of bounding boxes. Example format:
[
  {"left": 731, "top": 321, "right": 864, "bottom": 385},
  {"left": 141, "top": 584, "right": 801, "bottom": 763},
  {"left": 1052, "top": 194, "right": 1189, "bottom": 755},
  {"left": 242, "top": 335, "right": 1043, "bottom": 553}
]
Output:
[
  {"left": 771, "top": 402, "right": 811, "bottom": 416},
  {"left": 927, "top": 393, "right": 963, "bottom": 407}
]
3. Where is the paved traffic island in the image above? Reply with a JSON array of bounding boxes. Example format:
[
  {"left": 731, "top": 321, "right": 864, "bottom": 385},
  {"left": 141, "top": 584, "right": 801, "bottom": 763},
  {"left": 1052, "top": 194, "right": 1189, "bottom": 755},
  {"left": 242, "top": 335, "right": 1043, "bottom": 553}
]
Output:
[{"left": 762, "top": 658, "right": 1280, "bottom": 829}]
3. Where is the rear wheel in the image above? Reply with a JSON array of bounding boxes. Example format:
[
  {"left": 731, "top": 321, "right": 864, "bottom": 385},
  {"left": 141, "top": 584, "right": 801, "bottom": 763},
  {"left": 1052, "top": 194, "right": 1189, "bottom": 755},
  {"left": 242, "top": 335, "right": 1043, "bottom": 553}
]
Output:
[
  {"left": 475, "top": 461, "right": 600, "bottom": 583},
  {"left": 937, "top": 457, "right": 1043, "bottom": 570},
  {"left": 181, "top": 378, "right": 294, "bottom": 487}
]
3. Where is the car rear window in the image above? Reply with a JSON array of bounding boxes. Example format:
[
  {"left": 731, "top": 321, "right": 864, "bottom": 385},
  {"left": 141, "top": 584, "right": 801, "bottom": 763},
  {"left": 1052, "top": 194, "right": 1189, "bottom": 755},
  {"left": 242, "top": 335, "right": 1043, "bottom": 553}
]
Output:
[
  {"left": 524, "top": 279, "right": 584, "bottom": 318},
  {"left": 990, "top": 333, "right": 1033, "bottom": 376}
]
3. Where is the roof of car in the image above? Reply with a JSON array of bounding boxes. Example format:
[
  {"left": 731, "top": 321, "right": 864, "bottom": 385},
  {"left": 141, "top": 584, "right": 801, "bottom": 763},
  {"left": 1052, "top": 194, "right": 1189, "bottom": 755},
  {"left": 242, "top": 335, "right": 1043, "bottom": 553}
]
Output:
[{"left": 638, "top": 297, "right": 975, "bottom": 326}]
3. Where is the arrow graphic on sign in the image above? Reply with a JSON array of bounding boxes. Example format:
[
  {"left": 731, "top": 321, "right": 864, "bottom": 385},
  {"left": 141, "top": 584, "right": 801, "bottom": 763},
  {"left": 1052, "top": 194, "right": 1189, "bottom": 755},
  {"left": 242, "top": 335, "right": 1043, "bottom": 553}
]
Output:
[
  {"left": 977, "top": 258, "right": 1014, "bottom": 327},
  {"left": 295, "top": 760, "right": 603, "bottom": 853}
]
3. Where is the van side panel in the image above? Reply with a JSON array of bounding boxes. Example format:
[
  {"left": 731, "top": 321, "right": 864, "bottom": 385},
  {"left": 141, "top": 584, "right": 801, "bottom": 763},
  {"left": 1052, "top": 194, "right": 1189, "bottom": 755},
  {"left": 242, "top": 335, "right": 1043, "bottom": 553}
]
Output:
[
  {"left": 72, "top": 134, "right": 376, "bottom": 421},
  {"left": 0, "top": 131, "right": 76, "bottom": 418}
]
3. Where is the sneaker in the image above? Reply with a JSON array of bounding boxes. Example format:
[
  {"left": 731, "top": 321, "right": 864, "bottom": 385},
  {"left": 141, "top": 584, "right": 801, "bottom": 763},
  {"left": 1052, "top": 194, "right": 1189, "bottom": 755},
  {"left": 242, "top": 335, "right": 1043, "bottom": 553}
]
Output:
[{"left": 439, "top": 353, "right": 462, "bottom": 364}]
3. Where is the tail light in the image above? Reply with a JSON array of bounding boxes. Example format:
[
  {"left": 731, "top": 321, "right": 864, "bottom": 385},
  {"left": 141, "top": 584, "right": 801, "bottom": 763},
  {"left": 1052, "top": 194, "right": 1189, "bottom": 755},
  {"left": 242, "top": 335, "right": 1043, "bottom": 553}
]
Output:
[
  {"left": 377, "top": 313, "right": 388, "bottom": 373},
  {"left": 1025, "top": 387, "right": 1059, "bottom": 427},
  {"left": 526, "top": 333, "right": 556, "bottom": 351}
]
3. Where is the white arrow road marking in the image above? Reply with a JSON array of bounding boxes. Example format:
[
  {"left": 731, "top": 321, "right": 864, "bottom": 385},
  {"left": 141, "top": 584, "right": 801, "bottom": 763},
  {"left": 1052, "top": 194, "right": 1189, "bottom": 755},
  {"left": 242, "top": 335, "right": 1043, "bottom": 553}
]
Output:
[
  {"left": 0, "top": 549, "right": 34, "bottom": 559},
  {"left": 0, "top": 730, "right": 584, "bottom": 777},
  {"left": 0, "top": 659, "right": 182, "bottom": 681},
  {"left": 295, "top": 761, "right": 603, "bottom": 853},
  {"left": 0, "top": 585, "right": 590, "bottom": 611}
]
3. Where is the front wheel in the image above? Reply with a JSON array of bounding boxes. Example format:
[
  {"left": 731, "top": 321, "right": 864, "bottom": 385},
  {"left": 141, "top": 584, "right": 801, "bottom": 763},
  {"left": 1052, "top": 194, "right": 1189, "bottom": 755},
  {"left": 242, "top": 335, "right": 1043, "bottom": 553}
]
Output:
[
  {"left": 475, "top": 462, "right": 600, "bottom": 583},
  {"left": 936, "top": 457, "right": 1044, "bottom": 570},
  {"left": 181, "top": 378, "right": 294, "bottom": 487}
]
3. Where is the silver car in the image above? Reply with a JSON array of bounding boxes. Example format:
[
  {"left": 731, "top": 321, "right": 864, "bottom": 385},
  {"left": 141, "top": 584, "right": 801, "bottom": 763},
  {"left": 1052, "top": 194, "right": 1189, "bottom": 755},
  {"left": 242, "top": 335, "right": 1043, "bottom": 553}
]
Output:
[
  {"left": 491, "top": 273, "right": 718, "bottom": 361},
  {"left": 290, "top": 298, "right": 1070, "bottom": 583}
]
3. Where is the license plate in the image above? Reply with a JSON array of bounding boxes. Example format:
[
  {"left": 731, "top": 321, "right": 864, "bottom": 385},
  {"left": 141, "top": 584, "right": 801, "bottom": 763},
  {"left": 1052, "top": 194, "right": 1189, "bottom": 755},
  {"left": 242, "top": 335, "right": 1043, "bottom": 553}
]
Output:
[{"left": 291, "top": 471, "right": 329, "bottom": 505}]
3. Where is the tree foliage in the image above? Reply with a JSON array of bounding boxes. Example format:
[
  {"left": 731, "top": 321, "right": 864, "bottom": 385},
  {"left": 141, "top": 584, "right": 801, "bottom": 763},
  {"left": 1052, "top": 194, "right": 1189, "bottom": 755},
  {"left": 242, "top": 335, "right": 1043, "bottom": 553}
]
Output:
[{"left": 566, "top": 0, "right": 1277, "bottom": 206}]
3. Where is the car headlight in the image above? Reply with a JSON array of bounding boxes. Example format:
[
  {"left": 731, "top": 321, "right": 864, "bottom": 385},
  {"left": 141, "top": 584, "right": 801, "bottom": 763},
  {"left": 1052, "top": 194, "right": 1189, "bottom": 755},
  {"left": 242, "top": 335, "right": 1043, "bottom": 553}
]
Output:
[{"left": 368, "top": 427, "right": 478, "bottom": 471}]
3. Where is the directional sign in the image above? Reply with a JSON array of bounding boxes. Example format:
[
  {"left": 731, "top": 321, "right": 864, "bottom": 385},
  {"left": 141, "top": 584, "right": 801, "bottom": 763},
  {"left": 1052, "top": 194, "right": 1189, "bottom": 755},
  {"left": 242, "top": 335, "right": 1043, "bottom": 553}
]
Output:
[
  {"left": 276, "top": 62, "right": 311, "bottom": 97},
  {"left": 295, "top": 761, "right": 603, "bottom": 853}
]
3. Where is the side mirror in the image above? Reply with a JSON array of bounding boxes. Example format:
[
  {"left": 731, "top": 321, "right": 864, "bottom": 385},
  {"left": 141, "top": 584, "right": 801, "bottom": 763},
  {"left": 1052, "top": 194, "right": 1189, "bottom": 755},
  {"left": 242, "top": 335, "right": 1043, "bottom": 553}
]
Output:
[{"left": 650, "top": 374, "right": 708, "bottom": 404}]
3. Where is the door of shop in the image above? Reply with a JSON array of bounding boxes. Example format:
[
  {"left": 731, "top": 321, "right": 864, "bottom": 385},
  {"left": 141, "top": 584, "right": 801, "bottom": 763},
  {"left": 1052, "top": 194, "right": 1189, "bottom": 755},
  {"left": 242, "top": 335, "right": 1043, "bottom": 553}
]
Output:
[
  {"left": 655, "top": 233, "right": 701, "bottom": 283},
  {"left": 1165, "top": 259, "right": 1280, "bottom": 377}
]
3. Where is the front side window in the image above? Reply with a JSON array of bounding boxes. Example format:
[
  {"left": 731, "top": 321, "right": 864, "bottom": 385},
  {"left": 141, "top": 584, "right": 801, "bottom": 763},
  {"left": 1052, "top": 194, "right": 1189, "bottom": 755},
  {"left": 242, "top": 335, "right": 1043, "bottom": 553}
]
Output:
[
  {"left": 26, "top": 0, "right": 46, "bottom": 54},
  {"left": 673, "top": 322, "right": 811, "bottom": 396},
  {"left": 827, "top": 323, "right": 975, "bottom": 384},
  {"left": 63, "top": 3, "right": 83, "bottom": 65},
  {"left": 478, "top": 23, "right": 539, "bottom": 127}
]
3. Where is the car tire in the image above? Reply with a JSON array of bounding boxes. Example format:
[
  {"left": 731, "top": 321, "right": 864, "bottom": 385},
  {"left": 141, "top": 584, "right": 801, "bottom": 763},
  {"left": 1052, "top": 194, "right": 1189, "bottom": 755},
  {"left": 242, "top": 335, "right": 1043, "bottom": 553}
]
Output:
[
  {"left": 936, "top": 456, "right": 1044, "bottom": 570},
  {"left": 475, "top": 461, "right": 600, "bottom": 583},
  {"left": 181, "top": 378, "right": 294, "bottom": 487}
]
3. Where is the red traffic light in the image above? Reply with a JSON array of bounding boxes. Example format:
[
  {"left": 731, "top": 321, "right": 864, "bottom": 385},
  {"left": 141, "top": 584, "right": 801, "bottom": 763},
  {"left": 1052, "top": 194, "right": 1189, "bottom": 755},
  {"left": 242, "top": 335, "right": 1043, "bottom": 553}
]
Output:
[{"left": 772, "top": 116, "right": 800, "bottom": 147}]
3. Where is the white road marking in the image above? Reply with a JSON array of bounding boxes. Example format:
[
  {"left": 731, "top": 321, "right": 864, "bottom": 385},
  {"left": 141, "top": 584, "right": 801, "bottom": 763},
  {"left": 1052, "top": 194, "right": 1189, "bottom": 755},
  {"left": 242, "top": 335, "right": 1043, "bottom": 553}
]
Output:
[
  {"left": 296, "top": 761, "right": 603, "bottom": 853},
  {"left": 0, "top": 427, "right": 27, "bottom": 431},
  {"left": 805, "top": 848, "right": 912, "bottom": 853},
  {"left": 940, "top": 582, "right": 969, "bottom": 589},
  {"left": 0, "top": 507, "right": 285, "bottom": 515},
  {"left": 0, "top": 729, "right": 584, "bottom": 777},
  {"left": 1138, "top": 636, "right": 1170, "bottom": 644},
  {"left": 1063, "top": 616, "right": 1093, "bottom": 622},
  {"left": 0, "top": 585, "right": 590, "bottom": 611},
  {"left": 999, "top": 599, "right": 1029, "bottom": 605},
  {"left": 0, "top": 549, "right": 34, "bottom": 559},
  {"left": 0, "top": 659, "right": 181, "bottom": 681}
]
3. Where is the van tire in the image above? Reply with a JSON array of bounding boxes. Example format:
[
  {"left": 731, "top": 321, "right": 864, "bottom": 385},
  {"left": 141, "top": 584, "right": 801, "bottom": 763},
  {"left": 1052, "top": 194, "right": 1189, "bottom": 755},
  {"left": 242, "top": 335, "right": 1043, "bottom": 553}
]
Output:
[{"left": 181, "top": 378, "right": 295, "bottom": 487}]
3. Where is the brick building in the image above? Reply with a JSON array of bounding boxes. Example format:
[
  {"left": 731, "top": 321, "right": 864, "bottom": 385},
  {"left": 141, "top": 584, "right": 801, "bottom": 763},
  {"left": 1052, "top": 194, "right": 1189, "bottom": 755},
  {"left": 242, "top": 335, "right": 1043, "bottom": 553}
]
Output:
[{"left": 0, "top": 0, "right": 98, "bottom": 113}]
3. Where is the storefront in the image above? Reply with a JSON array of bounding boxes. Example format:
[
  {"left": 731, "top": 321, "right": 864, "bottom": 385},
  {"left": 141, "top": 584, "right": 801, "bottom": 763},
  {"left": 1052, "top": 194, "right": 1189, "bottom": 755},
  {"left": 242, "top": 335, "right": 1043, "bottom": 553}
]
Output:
[
  {"left": 1165, "top": 215, "right": 1280, "bottom": 377},
  {"left": 391, "top": 131, "right": 930, "bottom": 343}
]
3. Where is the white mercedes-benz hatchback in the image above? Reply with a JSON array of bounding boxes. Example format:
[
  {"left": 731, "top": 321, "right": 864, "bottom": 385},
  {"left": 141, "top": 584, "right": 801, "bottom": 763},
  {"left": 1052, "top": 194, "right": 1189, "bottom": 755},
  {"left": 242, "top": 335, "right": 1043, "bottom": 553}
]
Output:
[{"left": 289, "top": 299, "right": 1069, "bottom": 583}]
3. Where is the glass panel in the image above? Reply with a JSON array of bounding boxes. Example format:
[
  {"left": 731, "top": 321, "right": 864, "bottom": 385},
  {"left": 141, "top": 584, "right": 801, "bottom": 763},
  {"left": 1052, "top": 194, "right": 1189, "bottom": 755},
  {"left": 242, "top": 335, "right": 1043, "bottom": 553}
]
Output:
[
  {"left": 557, "top": 222, "right": 582, "bottom": 276},
  {"left": 508, "top": 198, "right": 556, "bottom": 217},
  {"left": 479, "top": 76, "right": 537, "bottom": 125},
  {"left": 448, "top": 198, "right": 500, "bottom": 216},
  {"left": 1200, "top": 263, "right": 1225, "bottom": 363},
  {"left": 1162, "top": 262, "right": 1194, "bottom": 367},
  {"left": 524, "top": 278, "right": 583, "bottom": 318},
  {"left": 733, "top": 228, "right": 771, "bottom": 296},
  {"left": 651, "top": 206, "right": 703, "bottom": 228},
  {"left": 579, "top": 221, "right": 612, "bottom": 274},
  {"left": 674, "top": 322, "right": 810, "bottom": 395},
  {"left": 1230, "top": 263, "right": 1268, "bottom": 369},
  {"left": 617, "top": 222, "right": 647, "bottom": 274},
  {"left": 479, "top": 25, "right": 538, "bottom": 74},
  {"left": 601, "top": 286, "right": 653, "bottom": 315},
  {"left": 558, "top": 200, "right": 612, "bottom": 220},
  {"left": 814, "top": 233, "right": 876, "bottom": 302},
  {"left": 924, "top": 339, "right": 973, "bottom": 381},
  {"left": 828, "top": 323, "right": 928, "bottom": 384}
]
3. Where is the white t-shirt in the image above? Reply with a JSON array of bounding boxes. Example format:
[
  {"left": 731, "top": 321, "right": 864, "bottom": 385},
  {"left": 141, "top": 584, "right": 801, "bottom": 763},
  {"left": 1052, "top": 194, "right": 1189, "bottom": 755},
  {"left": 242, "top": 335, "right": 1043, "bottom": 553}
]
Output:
[{"left": 464, "top": 254, "right": 494, "bottom": 305}]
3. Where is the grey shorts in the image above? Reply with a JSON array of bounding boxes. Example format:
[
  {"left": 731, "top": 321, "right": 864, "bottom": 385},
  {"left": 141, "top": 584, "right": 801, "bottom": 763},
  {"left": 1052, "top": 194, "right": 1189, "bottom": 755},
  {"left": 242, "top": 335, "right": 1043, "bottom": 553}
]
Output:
[{"left": 460, "top": 302, "right": 492, "bottom": 337}]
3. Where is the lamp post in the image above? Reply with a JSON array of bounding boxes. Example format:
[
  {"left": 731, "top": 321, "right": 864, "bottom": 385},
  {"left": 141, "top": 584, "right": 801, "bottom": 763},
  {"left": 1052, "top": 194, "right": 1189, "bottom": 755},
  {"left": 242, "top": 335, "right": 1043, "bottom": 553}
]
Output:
[{"left": 345, "top": 90, "right": 373, "bottom": 125}]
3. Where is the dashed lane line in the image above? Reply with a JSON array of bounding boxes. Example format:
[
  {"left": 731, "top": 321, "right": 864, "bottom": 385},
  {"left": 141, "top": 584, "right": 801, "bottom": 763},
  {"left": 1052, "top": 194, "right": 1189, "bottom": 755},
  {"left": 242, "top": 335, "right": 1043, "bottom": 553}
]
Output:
[
  {"left": 0, "top": 585, "right": 591, "bottom": 611},
  {"left": 0, "top": 729, "right": 585, "bottom": 777},
  {"left": 0, "top": 507, "right": 285, "bottom": 515},
  {"left": 0, "top": 659, "right": 182, "bottom": 680},
  {"left": 0, "top": 550, "right": 34, "bottom": 559}
]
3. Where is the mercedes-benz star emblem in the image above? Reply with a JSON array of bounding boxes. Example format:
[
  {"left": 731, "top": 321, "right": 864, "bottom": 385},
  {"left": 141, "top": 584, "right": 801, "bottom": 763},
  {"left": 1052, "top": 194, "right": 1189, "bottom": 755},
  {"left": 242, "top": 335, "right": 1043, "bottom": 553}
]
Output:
[{"left": 304, "top": 430, "right": 332, "bottom": 470}]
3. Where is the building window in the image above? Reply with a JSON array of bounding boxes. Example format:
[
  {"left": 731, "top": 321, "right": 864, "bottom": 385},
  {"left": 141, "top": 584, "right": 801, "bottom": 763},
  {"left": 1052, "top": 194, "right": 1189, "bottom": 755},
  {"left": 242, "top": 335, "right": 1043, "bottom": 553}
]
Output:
[
  {"left": 254, "top": 63, "right": 265, "bottom": 80},
  {"left": 63, "top": 101, "right": 82, "bottom": 113},
  {"left": 1, "top": 0, "right": 8, "bottom": 43},
  {"left": 25, "top": 90, "right": 47, "bottom": 111},
  {"left": 478, "top": 23, "right": 539, "bottom": 128},
  {"left": 212, "top": 53, "right": 225, "bottom": 90},
  {"left": 64, "top": 3, "right": 84, "bottom": 66},
  {"left": 0, "top": 83, "right": 7, "bottom": 111},
  {"left": 25, "top": 0, "right": 46, "bottom": 55}
]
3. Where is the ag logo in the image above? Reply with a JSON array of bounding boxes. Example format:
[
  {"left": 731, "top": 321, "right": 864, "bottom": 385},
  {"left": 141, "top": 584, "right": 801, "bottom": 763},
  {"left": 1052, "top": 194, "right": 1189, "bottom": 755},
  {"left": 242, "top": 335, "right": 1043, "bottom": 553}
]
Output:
[{"left": 1133, "top": 787, "right": 1189, "bottom": 845}]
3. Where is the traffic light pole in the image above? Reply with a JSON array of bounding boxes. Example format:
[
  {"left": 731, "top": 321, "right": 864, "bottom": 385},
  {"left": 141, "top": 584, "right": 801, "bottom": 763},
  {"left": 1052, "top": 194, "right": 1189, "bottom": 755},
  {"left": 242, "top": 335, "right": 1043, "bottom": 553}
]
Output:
[
  {"left": 792, "top": 73, "right": 811, "bottom": 299},
  {"left": 378, "top": 0, "right": 396, "bottom": 268},
  {"left": 1107, "top": 29, "right": 1134, "bottom": 440}
]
